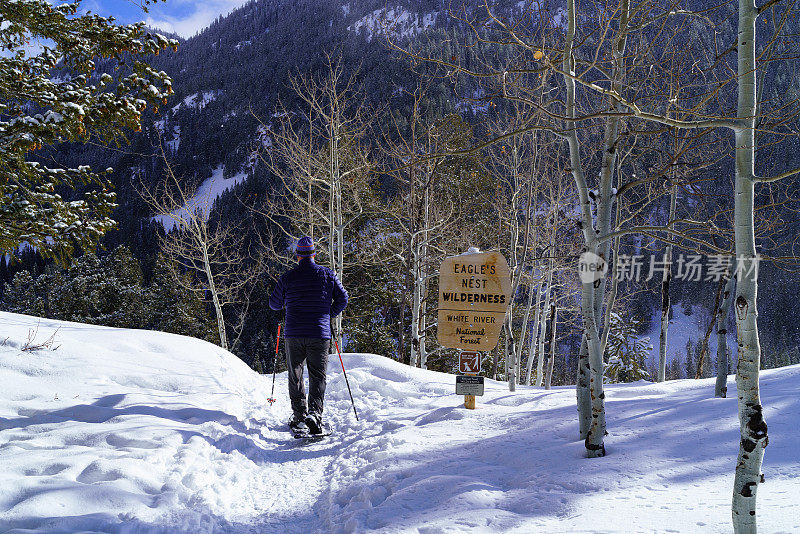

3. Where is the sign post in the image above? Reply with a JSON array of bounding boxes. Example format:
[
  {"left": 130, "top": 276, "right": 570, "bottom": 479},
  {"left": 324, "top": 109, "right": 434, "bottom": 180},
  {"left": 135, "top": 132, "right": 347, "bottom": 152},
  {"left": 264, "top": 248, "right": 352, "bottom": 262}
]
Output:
[
  {"left": 438, "top": 250, "right": 511, "bottom": 409},
  {"left": 458, "top": 350, "right": 482, "bottom": 409}
]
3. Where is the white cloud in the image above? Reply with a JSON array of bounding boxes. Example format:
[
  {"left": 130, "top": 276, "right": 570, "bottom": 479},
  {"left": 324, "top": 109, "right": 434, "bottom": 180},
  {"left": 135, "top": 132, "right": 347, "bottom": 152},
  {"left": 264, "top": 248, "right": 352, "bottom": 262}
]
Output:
[
  {"left": 145, "top": 0, "right": 250, "bottom": 38},
  {"left": 79, "top": 0, "right": 102, "bottom": 16}
]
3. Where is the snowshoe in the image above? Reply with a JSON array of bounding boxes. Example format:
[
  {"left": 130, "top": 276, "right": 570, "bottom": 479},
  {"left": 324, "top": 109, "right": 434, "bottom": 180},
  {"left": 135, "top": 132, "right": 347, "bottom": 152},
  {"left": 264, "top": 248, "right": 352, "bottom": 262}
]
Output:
[
  {"left": 288, "top": 414, "right": 311, "bottom": 437},
  {"left": 305, "top": 413, "right": 324, "bottom": 434},
  {"left": 291, "top": 420, "right": 332, "bottom": 441}
]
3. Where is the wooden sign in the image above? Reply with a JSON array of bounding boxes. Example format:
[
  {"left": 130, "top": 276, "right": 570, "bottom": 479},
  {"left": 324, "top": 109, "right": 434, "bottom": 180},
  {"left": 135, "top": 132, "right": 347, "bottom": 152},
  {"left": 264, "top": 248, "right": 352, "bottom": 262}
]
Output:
[
  {"left": 437, "top": 251, "right": 512, "bottom": 351},
  {"left": 459, "top": 351, "right": 481, "bottom": 374}
]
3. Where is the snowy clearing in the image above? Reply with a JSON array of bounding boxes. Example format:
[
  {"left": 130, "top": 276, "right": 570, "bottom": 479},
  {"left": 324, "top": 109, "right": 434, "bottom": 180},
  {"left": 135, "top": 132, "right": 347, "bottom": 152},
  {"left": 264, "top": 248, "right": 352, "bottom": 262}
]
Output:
[
  {"left": 348, "top": 7, "right": 438, "bottom": 42},
  {"left": 171, "top": 91, "right": 221, "bottom": 114},
  {"left": 643, "top": 304, "right": 738, "bottom": 366},
  {"left": 153, "top": 165, "right": 248, "bottom": 231},
  {"left": 0, "top": 311, "right": 798, "bottom": 533}
]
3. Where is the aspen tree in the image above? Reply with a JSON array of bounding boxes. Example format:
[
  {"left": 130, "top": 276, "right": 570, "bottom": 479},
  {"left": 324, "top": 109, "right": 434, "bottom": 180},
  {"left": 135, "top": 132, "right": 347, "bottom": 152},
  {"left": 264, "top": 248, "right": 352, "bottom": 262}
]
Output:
[
  {"left": 139, "top": 151, "right": 260, "bottom": 351},
  {"left": 715, "top": 268, "right": 736, "bottom": 398},
  {"left": 252, "top": 56, "right": 374, "bottom": 347}
]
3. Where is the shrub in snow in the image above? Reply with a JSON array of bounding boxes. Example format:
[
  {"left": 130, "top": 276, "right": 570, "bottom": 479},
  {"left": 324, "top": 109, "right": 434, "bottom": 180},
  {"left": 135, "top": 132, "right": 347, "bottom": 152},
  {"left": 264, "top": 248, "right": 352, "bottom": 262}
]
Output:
[
  {"left": 0, "top": 247, "right": 215, "bottom": 341},
  {"left": 604, "top": 312, "right": 651, "bottom": 383}
]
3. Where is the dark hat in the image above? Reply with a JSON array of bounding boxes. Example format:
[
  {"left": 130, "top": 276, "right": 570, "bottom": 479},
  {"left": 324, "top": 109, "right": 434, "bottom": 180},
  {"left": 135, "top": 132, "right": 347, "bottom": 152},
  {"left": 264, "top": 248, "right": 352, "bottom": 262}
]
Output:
[{"left": 295, "top": 236, "right": 315, "bottom": 257}]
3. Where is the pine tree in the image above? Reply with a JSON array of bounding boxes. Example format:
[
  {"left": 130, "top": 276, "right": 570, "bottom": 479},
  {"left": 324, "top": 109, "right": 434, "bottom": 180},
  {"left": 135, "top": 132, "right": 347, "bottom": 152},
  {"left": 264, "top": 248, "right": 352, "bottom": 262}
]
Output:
[
  {"left": 2, "top": 249, "right": 217, "bottom": 340},
  {"left": 102, "top": 245, "right": 147, "bottom": 328},
  {"left": 147, "top": 254, "right": 216, "bottom": 342},
  {"left": 0, "top": 255, "right": 9, "bottom": 286},
  {"left": 604, "top": 312, "right": 651, "bottom": 383},
  {"left": 669, "top": 356, "right": 682, "bottom": 381},
  {"left": 1, "top": 270, "right": 39, "bottom": 314},
  {"left": 49, "top": 253, "right": 104, "bottom": 323},
  {"left": 0, "top": 0, "right": 176, "bottom": 262}
]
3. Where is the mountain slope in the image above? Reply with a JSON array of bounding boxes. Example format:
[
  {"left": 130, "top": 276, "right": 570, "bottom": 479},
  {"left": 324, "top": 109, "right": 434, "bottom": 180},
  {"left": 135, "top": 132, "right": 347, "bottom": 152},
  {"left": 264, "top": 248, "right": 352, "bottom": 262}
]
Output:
[
  {"left": 16, "top": 0, "right": 799, "bottom": 375},
  {"left": 0, "top": 312, "right": 798, "bottom": 533}
]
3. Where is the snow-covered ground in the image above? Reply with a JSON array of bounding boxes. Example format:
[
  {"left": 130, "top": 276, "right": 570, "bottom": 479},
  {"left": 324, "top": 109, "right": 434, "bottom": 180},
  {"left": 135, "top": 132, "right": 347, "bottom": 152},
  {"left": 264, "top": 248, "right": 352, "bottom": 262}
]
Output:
[
  {"left": 153, "top": 165, "right": 248, "bottom": 231},
  {"left": 1, "top": 311, "right": 798, "bottom": 533}
]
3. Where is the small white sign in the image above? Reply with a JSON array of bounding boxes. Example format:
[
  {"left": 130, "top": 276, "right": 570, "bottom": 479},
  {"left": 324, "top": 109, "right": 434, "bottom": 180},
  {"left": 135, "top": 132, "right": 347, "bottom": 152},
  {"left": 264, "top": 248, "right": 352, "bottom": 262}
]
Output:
[{"left": 456, "top": 375, "right": 485, "bottom": 396}]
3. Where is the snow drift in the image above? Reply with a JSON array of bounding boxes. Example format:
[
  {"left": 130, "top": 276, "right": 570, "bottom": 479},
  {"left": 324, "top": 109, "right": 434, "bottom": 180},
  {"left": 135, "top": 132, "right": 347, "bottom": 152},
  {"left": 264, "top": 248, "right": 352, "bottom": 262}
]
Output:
[{"left": 0, "top": 311, "right": 798, "bottom": 533}]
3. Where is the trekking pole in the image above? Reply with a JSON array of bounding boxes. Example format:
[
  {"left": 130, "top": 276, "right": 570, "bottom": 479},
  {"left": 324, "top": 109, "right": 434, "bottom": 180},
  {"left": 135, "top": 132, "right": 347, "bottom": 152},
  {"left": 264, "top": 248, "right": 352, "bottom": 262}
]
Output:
[
  {"left": 267, "top": 324, "right": 282, "bottom": 405},
  {"left": 333, "top": 334, "right": 359, "bottom": 421}
]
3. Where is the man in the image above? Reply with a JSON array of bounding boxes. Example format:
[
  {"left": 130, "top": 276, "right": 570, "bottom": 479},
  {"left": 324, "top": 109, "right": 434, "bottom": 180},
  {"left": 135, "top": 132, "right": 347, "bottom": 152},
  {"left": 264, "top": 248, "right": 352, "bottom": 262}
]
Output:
[{"left": 269, "top": 236, "right": 348, "bottom": 436}]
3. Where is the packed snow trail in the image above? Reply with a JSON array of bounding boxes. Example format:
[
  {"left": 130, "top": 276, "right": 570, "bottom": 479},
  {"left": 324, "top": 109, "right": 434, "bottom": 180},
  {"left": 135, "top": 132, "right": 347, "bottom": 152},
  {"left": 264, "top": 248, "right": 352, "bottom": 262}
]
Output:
[{"left": 0, "top": 312, "right": 798, "bottom": 533}]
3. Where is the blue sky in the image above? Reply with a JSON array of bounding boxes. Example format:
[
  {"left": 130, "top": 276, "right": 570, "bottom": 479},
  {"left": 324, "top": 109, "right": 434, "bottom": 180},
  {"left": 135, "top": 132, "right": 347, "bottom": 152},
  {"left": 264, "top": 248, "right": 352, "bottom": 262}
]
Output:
[{"left": 79, "top": 0, "right": 250, "bottom": 38}]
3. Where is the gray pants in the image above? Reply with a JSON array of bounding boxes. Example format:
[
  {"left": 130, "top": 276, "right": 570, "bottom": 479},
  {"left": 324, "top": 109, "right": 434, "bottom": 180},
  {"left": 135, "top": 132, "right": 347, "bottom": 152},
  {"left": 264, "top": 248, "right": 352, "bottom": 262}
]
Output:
[{"left": 285, "top": 337, "right": 330, "bottom": 418}]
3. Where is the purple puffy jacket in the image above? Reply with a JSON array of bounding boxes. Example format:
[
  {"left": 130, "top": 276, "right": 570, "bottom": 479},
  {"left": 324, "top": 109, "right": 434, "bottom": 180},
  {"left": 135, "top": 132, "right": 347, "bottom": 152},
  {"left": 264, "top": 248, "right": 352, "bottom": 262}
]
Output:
[{"left": 269, "top": 257, "right": 348, "bottom": 339}]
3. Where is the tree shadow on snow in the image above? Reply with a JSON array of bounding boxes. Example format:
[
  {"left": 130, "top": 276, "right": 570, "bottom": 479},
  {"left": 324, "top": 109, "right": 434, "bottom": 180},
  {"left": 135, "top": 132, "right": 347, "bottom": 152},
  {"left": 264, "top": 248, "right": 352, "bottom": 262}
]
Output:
[{"left": 307, "top": 379, "right": 799, "bottom": 532}]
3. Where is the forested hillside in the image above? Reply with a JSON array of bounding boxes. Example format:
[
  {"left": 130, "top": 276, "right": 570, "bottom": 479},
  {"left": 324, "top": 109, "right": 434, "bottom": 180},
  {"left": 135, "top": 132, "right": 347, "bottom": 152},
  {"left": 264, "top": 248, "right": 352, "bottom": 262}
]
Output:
[{"left": 3, "top": 0, "right": 799, "bottom": 384}]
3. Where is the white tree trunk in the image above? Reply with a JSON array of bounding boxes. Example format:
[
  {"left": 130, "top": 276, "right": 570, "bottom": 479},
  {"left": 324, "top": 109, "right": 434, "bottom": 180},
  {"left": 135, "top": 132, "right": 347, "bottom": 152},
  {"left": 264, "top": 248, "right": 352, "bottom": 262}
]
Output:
[
  {"left": 419, "top": 190, "right": 430, "bottom": 369},
  {"left": 576, "top": 334, "right": 591, "bottom": 439},
  {"left": 202, "top": 243, "right": 228, "bottom": 351},
  {"left": 503, "top": 147, "right": 533, "bottom": 390},
  {"left": 715, "top": 270, "right": 736, "bottom": 398},
  {"left": 419, "top": 297, "right": 428, "bottom": 370},
  {"left": 410, "top": 246, "right": 422, "bottom": 368},
  {"left": 658, "top": 183, "right": 677, "bottom": 382},
  {"left": 524, "top": 276, "right": 544, "bottom": 385},
  {"left": 582, "top": 281, "right": 607, "bottom": 457},
  {"left": 584, "top": 0, "right": 632, "bottom": 454},
  {"left": 516, "top": 274, "right": 537, "bottom": 383},
  {"left": 335, "top": 132, "right": 345, "bottom": 346},
  {"left": 563, "top": 0, "right": 613, "bottom": 457},
  {"left": 731, "top": 2, "right": 768, "bottom": 530},
  {"left": 545, "top": 304, "right": 558, "bottom": 390},
  {"left": 535, "top": 271, "right": 554, "bottom": 386},
  {"left": 505, "top": 309, "right": 517, "bottom": 391},
  {"left": 410, "top": 190, "right": 432, "bottom": 369},
  {"left": 327, "top": 122, "right": 339, "bottom": 342},
  {"left": 503, "top": 332, "right": 509, "bottom": 381}
]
